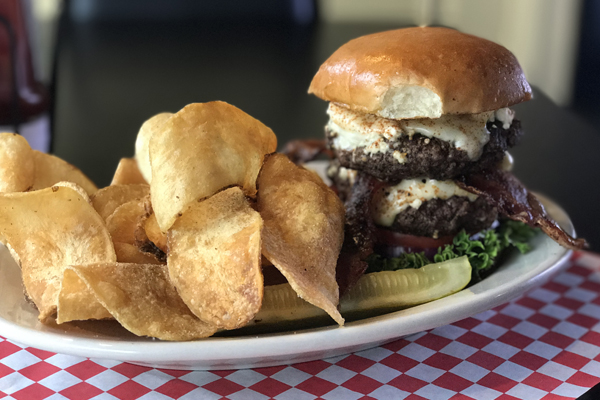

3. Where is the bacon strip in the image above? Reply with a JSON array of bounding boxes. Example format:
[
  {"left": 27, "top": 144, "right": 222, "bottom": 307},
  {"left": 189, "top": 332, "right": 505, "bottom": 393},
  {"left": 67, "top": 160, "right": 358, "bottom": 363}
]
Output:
[
  {"left": 458, "top": 169, "right": 587, "bottom": 250},
  {"left": 336, "top": 173, "right": 382, "bottom": 295},
  {"left": 282, "top": 139, "right": 333, "bottom": 165}
]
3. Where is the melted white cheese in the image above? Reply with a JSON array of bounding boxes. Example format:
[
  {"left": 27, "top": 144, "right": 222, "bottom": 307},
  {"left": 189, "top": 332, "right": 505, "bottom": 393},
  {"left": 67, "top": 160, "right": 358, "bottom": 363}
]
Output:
[
  {"left": 327, "top": 104, "right": 515, "bottom": 162},
  {"left": 338, "top": 166, "right": 357, "bottom": 185},
  {"left": 327, "top": 119, "right": 396, "bottom": 160},
  {"left": 327, "top": 104, "right": 492, "bottom": 160},
  {"left": 399, "top": 114, "right": 492, "bottom": 159},
  {"left": 371, "top": 178, "right": 479, "bottom": 227},
  {"left": 490, "top": 108, "right": 515, "bottom": 130},
  {"left": 500, "top": 151, "right": 514, "bottom": 171}
]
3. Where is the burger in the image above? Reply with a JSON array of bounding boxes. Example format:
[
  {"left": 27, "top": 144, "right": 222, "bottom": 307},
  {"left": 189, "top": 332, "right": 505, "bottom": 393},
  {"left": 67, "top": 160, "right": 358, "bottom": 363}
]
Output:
[{"left": 299, "top": 27, "right": 586, "bottom": 293}]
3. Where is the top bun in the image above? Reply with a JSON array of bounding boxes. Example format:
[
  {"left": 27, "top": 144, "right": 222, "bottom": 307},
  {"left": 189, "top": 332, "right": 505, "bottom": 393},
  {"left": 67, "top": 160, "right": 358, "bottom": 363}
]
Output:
[{"left": 309, "top": 27, "right": 532, "bottom": 119}]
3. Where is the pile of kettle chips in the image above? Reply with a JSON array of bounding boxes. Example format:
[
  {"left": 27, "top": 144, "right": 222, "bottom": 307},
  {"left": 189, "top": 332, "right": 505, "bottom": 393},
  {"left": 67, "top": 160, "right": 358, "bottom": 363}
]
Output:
[{"left": 0, "top": 101, "right": 347, "bottom": 340}]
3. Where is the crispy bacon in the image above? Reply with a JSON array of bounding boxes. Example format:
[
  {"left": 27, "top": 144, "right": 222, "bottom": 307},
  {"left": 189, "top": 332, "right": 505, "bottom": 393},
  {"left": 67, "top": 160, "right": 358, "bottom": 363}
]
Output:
[
  {"left": 282, "top": 139, "right": 333, "bottom": 165},
  {"left": 457, "top": 169, "right": 587, "bottom": 250},
  {"left": 336, "top": 173, "right": 383, "bottom": 295}
]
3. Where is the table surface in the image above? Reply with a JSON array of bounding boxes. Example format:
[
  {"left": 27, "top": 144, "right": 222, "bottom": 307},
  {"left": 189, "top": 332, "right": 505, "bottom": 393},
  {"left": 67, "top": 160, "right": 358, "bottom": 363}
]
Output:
[
  {"left": 1, "top": 251, "right": 600, "bottom": 399},
  {"left": 50, "top": 20, "right": 600, "bottom": 249}
]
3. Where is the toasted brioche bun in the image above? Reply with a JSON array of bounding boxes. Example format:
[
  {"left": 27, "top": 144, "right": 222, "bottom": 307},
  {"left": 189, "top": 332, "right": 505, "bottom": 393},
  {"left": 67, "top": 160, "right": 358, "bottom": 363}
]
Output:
[{"left": 309, "top": 27, "right": 532, "bottom": 120}]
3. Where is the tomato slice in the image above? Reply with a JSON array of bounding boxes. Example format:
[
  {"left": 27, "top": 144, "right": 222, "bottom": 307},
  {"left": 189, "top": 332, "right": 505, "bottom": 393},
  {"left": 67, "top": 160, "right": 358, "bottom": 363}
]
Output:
[{"left": 374, "top": 227, "right": 455, "bottom": 249}]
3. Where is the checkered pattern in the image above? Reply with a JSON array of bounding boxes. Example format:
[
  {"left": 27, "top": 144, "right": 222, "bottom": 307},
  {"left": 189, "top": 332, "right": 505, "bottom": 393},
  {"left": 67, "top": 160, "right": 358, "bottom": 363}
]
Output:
[{"left": 2, "top": 252, "right": 600, "bottom": 400}]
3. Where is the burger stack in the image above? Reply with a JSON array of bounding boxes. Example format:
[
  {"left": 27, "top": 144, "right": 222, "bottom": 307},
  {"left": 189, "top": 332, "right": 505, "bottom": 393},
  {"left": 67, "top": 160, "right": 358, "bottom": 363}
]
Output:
[{"left": 306, "top": 27, "right": 585, "bottom": 289}]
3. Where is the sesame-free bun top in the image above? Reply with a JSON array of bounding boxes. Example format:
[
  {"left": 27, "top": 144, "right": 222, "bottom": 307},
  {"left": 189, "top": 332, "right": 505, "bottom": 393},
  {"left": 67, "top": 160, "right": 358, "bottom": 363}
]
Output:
[{"left": 309, "top": 27, "right": 532, "bottom": 119}]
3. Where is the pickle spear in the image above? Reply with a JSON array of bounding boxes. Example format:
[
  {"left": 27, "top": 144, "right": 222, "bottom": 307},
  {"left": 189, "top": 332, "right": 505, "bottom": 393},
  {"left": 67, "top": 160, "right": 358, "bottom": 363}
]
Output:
[{"left": 239, "top": 256, "right": 471, "bottom": 332}]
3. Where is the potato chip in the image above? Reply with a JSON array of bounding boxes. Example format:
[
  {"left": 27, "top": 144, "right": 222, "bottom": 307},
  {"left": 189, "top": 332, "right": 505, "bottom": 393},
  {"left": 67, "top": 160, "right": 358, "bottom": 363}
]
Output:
[
  {"left": 56, "top": 274, "right": 113, "bottom": 323},
  {"left": 111, "top": 158, "right": 147, "bottom": 185},
  {"left": 106, "top": 199, "right": 146, "bottom": 244},
  {"left": 134, "top": 209, "right": 167, "bottom": 257},
  {"left": 168, "top": 187, "right": 263, "bottom": 329},
  {"left": 61, "top": 263, "right": 217, "bottom": 340},
  {"left": 100, "top": 195, "right": 164, "bottom": 264},
  {"left": 257, "top": 154, "right": 345, "bottom": 325},
  {"left": 53, "top": 181, "right": 93, "bottom": 204},
  {"left": 150, "top": 102, "right": 277, "bottom": 232},
  {"left": 0, "top": 184, "right": 116, "bottom": 320},
  {"left": 90, "top": 183, "right": 150, "bottom": 221},
  {"left": 102, "top": 198, "right": 164, "bottom": 264},
  {"left": 113, "top": 242, "right": 164, "bottom": 265},
  {"left": 135, "top": 112, "right": 172, "bottom": 183},
  {"left": 144, "top": 212, "right": 167, "bottom": 253},
  {"left": 31, "top": 151, "right": 98, "bottom": 195},
  {"left": 0, "top": 132, "right": 35, "bottom": 193}
]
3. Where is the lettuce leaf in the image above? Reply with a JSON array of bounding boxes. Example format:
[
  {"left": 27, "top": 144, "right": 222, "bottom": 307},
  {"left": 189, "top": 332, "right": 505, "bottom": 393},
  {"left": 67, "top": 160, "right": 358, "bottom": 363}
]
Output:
[{"left": 366, "top": 220, "right": 538, "bottom": 283}]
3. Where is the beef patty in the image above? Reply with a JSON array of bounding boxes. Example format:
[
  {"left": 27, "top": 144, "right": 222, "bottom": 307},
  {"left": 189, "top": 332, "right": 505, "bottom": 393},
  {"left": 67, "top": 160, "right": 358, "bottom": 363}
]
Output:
[
  {"left": 329, "top": 161, "right": 498, "bottom": 238},
  {"left": 327, "top": 119, "right": 522, "bottom": 183},
  {"left": 384, "top": 196, "right": 498, "bottom": 238}
]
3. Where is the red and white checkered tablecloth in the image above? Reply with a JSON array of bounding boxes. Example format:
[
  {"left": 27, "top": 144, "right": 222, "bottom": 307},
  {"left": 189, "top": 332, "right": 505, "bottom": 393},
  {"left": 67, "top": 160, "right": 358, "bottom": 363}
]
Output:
[{"left": 2, "top": 251, "right": 600, "bottom": 400}]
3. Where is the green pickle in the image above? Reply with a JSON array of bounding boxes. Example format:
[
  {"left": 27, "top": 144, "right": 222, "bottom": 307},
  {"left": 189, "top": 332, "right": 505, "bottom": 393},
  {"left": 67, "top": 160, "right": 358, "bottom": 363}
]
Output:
[
  {"left": 234, "top": 256, "right": 471, "bottom": 334},
  {"left": 340, "top": 255, "right": 471, "bottom": 320}
]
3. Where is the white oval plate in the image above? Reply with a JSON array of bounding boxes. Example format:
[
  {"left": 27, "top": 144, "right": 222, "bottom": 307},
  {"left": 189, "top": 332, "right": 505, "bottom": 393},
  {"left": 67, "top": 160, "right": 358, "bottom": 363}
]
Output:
[{"left": 0, "top": 173, "right": 573, "bottom": 370}]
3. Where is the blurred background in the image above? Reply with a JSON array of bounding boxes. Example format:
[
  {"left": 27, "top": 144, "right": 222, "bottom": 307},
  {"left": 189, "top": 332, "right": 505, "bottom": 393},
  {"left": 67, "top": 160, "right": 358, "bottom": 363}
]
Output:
[{"left": 1, "top": 0, "right": 599, "bottom": 245}]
